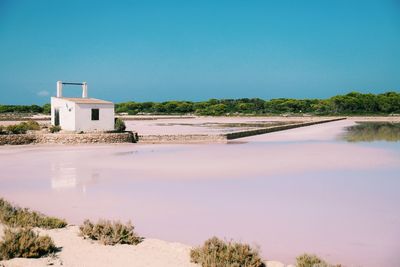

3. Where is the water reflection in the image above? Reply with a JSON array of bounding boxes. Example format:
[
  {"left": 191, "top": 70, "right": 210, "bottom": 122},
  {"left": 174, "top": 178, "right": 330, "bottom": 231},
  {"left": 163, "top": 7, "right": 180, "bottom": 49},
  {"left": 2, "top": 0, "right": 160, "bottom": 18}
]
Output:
[
  {"left": 343, "top": 122, "right": 400, "bottom": 142},
  {"left": 51, "top": 162, "right": 99, "bottom": 192}
]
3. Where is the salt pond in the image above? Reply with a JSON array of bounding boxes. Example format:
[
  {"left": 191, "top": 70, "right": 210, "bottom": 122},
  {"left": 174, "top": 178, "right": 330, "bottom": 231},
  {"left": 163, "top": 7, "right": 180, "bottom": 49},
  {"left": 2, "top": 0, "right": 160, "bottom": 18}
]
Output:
[{"left": 0, "top": 119, "right": 399, "bottom": 267}]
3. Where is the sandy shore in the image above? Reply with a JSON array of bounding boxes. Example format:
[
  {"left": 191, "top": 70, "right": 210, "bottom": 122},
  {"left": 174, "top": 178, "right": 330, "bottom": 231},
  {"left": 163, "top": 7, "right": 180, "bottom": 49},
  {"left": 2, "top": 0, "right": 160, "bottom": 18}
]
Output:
[
  {"left": 0, "top": 224, "right": 290, "bottom": 267},
  {"left": 0, "top": 223, "right": 197, "bottom": 267}
]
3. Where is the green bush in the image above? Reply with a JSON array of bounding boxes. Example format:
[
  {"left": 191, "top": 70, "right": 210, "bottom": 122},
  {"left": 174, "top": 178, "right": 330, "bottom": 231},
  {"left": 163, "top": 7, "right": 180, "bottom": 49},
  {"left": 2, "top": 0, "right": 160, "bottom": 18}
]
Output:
[
  {"left": 0, "top": 125, "right": 5, "bottom": 135},
  {"left": 0, "top": 198, "right": 67, "bottom": 229},
  {"left": 3, "top": 121, "right": 40, "bottom": 134},
  {"left": 190, "top": 237, "right": 265, "bottom": 267},
  {"left": 79, "top": 219, "right": 143, "bottom": 245},
  {"left": 296, "top": 253, "right": 342, "bottom": 267},
  {"left": 114, "top": 118, "right": 126, "bottom": 132},
  {"left": 0, "top": 228, "right": 57, "bottom": 260},
  {"left": 21, "top": 120, "right": 41, "bottom": 130},
  {"left": 49, "top": 125, "right": 61, "bottom": 133},
  {"left": 6, "top": 124, "right": 27, "bottom": 134}
]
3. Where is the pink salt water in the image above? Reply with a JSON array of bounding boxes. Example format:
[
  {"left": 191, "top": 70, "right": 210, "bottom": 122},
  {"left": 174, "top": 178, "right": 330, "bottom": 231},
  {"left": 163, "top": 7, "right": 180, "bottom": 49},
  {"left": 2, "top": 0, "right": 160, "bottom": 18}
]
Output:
[{"left": 0, "top": 119, "right": 399, "bottom": 267}]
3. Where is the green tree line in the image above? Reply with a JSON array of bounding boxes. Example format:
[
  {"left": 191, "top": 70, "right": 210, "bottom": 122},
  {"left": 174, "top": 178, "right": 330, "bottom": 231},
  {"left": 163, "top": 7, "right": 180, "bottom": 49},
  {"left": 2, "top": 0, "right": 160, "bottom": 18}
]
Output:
[
  {"left": 1, "top": 92, "right": 399, "bottom": 116},
  {"left": 0, "top": 104, "right": 51, "bottom": 114},
  {"left": 115, "top": 91, "right": 400, "bottom": 115}
]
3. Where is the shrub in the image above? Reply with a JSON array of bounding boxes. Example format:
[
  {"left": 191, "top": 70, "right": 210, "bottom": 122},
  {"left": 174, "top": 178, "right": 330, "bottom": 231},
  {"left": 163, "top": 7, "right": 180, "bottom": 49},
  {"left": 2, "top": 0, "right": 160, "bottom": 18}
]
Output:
[
  {"left": 190, "top": 237, "right": 265, "bottom": 267},
  {"left": 296, "top": 253, "right": 342, "bottom": 267},
  {"left": 0, "top": 228, "right": 57, "bottom": 260},
  {"left": 49, "top": 125, "right": 61, "bottom": 133},
  {"left": 0, "top": 125, "right": 5, "bottom": 135},
  {"left": 114, "top": 118, "right": 126, "bottom": 132},
  {"left": 79, "top": 219, "right": 143, "bottom": 245},
  {"left": 6, "top": 124, "right": 27, "bottom": 134},
  {"left": 0, "top": 198, "right": 67, "bottom": 229},
  {"left": 21, "top": 120, "right": 41, "bottom": 130},
  {"left": 3, "top": 121, "right": 40, "bottom": 134}
]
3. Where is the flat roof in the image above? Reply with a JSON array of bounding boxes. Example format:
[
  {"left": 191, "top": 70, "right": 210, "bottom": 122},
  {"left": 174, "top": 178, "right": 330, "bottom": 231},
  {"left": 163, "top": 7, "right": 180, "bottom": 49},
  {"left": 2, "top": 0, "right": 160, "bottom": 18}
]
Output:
[{"left": 60, "top": 97, "right": 114, "bottom": 104}]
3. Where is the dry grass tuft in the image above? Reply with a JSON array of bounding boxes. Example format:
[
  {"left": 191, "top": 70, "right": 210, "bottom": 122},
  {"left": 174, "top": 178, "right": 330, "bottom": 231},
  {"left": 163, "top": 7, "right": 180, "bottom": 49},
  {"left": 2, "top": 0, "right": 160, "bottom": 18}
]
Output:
[
  {"left": 0, "top": 228, "right": 57, "bottom": 260},
  {"left": 79, "top": 219, "right": 143, "bottom": 245},
  {"left": 49, "top": 125, "right": 61, "bottom": 133},
  {"left": 0, "top": 198, "right": 67, "bottom": 229},
  {"left": 296, "top": 253, "right": 342, "bottom": 267},
  {"left": 190, "top": 236, "right": 265, "bottom": 267}
]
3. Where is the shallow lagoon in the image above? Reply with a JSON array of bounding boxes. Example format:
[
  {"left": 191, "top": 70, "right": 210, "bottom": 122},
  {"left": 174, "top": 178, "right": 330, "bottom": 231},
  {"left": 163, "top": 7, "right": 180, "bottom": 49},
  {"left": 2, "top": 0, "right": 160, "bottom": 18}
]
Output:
[{"left": 0, "top": 120, "right": 399, "bottom": 267}]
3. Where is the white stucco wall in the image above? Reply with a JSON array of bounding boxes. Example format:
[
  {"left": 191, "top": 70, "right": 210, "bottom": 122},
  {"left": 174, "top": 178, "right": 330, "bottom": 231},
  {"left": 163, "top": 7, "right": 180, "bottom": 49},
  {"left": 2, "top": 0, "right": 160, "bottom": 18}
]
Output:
[
  {"left": 51, "top": 97, "right": 76, "bottom": 131},
  {"left": 74, "top": 103, "right": 114, "bottom": 132},
  {"left": 51, "top": 97, "right": 115, "bottom": 132}
]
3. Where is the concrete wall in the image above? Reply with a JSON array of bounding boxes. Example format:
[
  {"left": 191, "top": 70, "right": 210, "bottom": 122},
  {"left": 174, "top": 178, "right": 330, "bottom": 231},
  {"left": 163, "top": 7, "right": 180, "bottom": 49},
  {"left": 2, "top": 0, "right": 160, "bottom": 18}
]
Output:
[{"left": 75, "top": 103, "right": 114, "bottom": 132}]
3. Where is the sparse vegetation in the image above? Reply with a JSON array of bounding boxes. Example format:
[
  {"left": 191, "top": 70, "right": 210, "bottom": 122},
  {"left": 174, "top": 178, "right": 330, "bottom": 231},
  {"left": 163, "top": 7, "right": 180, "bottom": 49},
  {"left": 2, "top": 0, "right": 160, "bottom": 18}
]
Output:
[
  {"left": 79, "top": 219, "right": 143, "bottom": 245},
  {"left": 1, "top": 120, "right": 41, "bottom": 134},
  {"left": 190, "top": 237, "right": 265, "bottom": 267},
  {"left": 0, "top": 198, "right": 67, "bottom": 229},
  {"left": 114, "top": 118, "right": 126, "bottom": 132},
  {"left": 296, "top": 253, "right": 342, "bottom": 267},
  {"left": 5, "top": 124, "right": 28, "bottom": 134},
  {"left": 49, "top": 125, "right": 61, "bottom": 133},
  {"left": 21, "top": 120, "right": 41, "bottom": 130},
  {"left": 0, "top": 227, "right": 57, "bottom": 260}
]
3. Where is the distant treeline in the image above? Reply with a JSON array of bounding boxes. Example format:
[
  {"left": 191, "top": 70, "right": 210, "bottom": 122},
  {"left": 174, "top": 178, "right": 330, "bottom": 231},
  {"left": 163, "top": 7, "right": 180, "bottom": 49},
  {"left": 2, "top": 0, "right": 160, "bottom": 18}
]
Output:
[
  {"left": 0, "top": 104, "right": 50, "bottom": 114},
  {"left": 1, "top": 92, "right": 399, "bottom": 116},
  {"left": 115, "top": 92, "right": 400, "bottom": 115}
]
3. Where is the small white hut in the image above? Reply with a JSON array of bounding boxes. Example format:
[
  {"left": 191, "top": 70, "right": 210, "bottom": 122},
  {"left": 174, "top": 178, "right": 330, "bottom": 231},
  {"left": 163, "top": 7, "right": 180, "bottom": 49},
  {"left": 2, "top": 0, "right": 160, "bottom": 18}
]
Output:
[{"left": 51, "top": 81, "right": 114, "bottom": 132}]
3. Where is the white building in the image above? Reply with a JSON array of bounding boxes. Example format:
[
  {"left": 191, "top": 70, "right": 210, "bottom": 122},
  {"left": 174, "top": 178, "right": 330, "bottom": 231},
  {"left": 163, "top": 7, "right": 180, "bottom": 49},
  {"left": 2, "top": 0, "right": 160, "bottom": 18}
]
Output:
[{"left": 51, "top": 81, "right": 115, "bottom": 132}]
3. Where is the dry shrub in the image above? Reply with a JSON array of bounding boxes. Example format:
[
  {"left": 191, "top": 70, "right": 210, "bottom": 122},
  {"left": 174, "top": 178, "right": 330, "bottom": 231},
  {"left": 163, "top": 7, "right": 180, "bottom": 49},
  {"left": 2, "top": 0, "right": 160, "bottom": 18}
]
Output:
[
  {"left": 5, "top": 124, "right": 27, "bottom": 134},
  {"left": 49, "top": 125, "right": 61, "bottom": 133},
  {"left": 21, "top": 120, "right": 41, "bottom": 131},
  {"left": 0, "top": 228, "right": 57, "bottom": 260},
  {"left": 3, "top": 120, "right": 40, "bottom": 134},
  {"left": 0, "top": 198, "right": 67, "bottom": 229},
  {"left": 114, "top": 118, "right": 126, "bottom": 132},
  {"left": 296, "top": 253, "right": 342, "bottom": 267},
  {"left": 79, "top": 219, "right": 143, "bottom": 245},
  {"left": 190, "top": 237, "right": 265, "bottom": 267}
]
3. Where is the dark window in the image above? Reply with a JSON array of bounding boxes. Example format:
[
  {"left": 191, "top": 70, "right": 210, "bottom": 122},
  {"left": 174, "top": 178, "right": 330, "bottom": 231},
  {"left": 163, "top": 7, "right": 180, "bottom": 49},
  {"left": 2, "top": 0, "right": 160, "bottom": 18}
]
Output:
[
  {"left": 91, "top": 109, "right": 99, "bottom": 120},
  {"left": 54, "top": 108, "right": 60, "bottom": 126}
]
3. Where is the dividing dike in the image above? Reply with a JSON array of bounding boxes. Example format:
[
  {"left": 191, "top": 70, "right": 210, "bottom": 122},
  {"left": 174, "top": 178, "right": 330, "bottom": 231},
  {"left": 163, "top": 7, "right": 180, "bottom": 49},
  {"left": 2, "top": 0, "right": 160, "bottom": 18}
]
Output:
[{"left": 138, "top": 117, "right": 346, "bottom": 144}]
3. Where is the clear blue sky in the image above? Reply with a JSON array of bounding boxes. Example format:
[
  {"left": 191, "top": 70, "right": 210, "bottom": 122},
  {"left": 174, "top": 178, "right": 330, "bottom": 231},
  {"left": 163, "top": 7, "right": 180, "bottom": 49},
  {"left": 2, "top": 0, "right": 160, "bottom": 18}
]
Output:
[{"left": 0, "top": 0, "right": 399, "bottom": 104}]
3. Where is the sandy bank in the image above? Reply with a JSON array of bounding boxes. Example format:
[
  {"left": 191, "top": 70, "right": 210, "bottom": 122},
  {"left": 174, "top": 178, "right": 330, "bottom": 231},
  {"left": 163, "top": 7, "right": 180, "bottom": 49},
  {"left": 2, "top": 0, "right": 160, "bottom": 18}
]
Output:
[
  {"left": 0, "top": 223, "right": 197, "bottom": 267},
  {"left": 0, "top": 224, "right": 290, "bottom": 267}
]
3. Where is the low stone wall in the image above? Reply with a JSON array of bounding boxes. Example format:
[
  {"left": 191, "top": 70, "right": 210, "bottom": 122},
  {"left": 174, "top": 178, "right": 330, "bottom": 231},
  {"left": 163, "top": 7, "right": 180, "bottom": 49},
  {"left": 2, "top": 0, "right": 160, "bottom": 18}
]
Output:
[
  {"left": 0, "top": 132, "right": 137, "bottom": 145},
  {"left": 0, "top": 134, "right": 36, "bottom": 145}
]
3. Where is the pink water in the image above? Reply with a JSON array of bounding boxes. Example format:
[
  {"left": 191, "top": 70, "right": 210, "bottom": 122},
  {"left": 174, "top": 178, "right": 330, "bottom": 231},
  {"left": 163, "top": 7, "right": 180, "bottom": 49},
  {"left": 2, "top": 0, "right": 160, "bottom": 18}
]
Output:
[{"left": 0, "top": 120, "right": 399, "bottom": 267}]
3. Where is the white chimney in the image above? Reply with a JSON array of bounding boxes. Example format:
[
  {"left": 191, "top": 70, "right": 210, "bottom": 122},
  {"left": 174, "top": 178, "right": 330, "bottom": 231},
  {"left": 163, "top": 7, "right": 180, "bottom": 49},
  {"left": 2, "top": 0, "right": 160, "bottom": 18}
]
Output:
[
  {"left": 56, "top": 81, "right": 63, "bottom": 97},
  {"left": 82, "top": 82, "right": 88, "bottom": 98}
]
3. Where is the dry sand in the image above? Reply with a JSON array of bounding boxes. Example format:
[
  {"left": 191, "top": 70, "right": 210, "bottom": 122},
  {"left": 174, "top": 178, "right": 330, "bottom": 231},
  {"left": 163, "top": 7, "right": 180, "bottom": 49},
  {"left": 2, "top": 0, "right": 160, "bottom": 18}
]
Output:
[
  {"left": 0, "top": 223, "right": 197, "bottom": 267},
  {"left": 0, "top": 224, "right": 289, "bottom": 267}
]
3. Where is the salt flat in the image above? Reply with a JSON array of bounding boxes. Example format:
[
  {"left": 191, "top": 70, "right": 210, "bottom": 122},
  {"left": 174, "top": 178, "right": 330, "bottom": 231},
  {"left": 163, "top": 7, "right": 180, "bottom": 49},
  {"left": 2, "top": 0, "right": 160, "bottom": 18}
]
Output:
[{"left": 1, "top": 119, "right": 400, "bottom": 267}]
